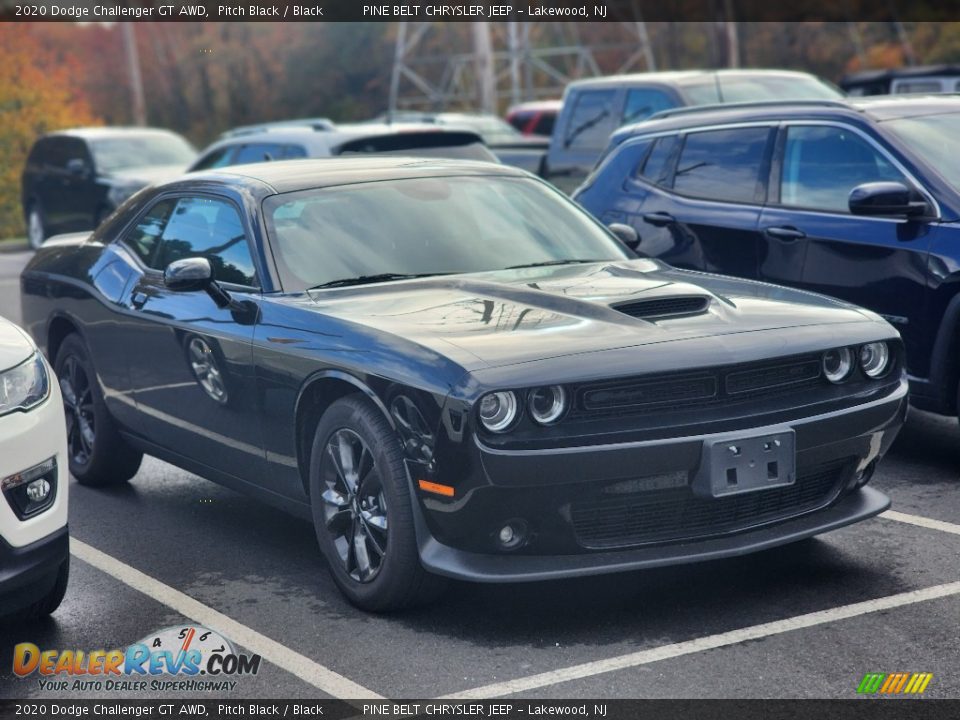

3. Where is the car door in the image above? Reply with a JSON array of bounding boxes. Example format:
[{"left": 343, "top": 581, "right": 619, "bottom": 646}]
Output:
[
  {"left": 758, "top": 122, "right": 936, "bottom": 362},
  {"left": 547, "top": 87, "right": 620, "bottom": 194},
  {"left": 625, "top": 125, "right": 775, "bottom": 278},
  {"left": 119, "top": 194, "right": 266, "bottom": 483}
]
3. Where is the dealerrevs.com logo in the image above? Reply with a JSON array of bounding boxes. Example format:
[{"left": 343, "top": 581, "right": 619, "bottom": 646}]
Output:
[{"left": 13, "top": 625, "right": 261, "bottom": 693}]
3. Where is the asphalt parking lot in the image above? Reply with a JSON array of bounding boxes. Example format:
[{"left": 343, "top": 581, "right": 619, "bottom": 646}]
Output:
[{"left": 0, "top": 246, "right": 958, "bottom": 700}]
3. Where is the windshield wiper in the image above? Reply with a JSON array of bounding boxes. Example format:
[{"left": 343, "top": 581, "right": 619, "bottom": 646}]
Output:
[
  {"left": 505, "top": 259, "right": 605, "bottom": 270},
  {"left": 309, "top": 272, "right": 452, "bottom": 290}
]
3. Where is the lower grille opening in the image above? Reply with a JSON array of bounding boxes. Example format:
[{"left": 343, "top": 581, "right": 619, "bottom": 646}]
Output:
[{"left": 570, "top": 459, "right": 850, "bottom": 550}]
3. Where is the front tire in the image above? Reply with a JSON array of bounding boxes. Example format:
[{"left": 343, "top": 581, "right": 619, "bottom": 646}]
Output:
[
  {"left": 308, "top": 395, "right": 446, "bottom": 612},
  {"left": 54, "top": 333, "right": 142, "bottom": 486}
]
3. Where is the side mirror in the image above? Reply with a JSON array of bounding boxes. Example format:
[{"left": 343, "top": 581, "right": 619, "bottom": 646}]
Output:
[
  {"left": 608, "top": 223, "right": 641, "bottom": 250},
  {"left": 66, "top": 158, "right": 89, "bottom": 177},
  {"left": 849, "top": 182, "right": 928, "bottom": 218},
  {"left": 164, "top": 257, "right": 213, "bottom": 293}
]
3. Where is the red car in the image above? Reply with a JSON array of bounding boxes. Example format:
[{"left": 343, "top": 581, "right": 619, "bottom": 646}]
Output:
[{"left": 505, "top": 100, "right": 561, "bottom": 137}]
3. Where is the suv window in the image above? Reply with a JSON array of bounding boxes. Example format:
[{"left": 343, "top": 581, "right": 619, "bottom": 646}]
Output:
[
  {"left": 621, "top": 88, "right": 676, "bottom": 125},
  {"left": 563, "top": 89, "right": 617, "bottom": 151},
  {"left": 234, "top": 143, "right": 287, "bottom": 165},
  {"left": 673, "top": 127, "right": 770, "bottom": 203},
  {"left": 637, "top": 135, "right": 677, "bottom": 185},
  {"left": 126, "top": 196, "right": 257, "bottom": 286},
  {"left": 780, "top": 126, "right": 907, "bottom": 213},
  {"left": 192, "top": 147, "right": 237, "bottom": 171}
]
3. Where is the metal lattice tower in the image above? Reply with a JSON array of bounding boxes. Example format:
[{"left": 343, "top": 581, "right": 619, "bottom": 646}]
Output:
[{"left": 388, "top": 21, "right": 657, "bottom": 114}]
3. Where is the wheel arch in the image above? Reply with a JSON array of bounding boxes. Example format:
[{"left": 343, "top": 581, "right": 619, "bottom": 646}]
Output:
[
  {"left": 46, "top": 313, "right": 83, "bottom": 365},
  {"left": 294, "top": 370, "right": 397, "bottom": 497}
]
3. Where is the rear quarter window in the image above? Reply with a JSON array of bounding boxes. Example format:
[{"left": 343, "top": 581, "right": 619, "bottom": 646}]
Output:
[{"left": 672, "top": 127, "right": 771, "bottom": 203}]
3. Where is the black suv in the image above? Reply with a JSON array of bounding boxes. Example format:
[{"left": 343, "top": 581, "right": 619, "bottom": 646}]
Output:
[
  {"left": 575, "top": 97, "right": 960, "bottom": 419},
  {"left": 21, "top": 127, "right": 195, "bottom": 249}
]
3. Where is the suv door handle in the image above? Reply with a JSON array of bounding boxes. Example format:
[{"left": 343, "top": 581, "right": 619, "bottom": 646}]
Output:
[
  {"left": 642, "top": 212, "right": 676, "bottom": 227},
  {"left": 764, "top": 226, "right": 806, "bottom": 241}
]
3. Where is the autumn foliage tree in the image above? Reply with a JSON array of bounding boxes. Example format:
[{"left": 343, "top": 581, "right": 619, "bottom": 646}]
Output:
[{"left": 0, "top": 25, "right": 98, "bottom": 238}]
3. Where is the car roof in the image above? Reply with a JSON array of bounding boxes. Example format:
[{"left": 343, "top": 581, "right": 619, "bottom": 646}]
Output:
[
  {"left": 842, "top": 64, "right": 960, "bottom": 85},
  {"left": 199, "top": 123, "right": 485, "bottom": 155},
  {"left": 45, "top": 126, "right": 183, "bottom": 140},
  {"left": 566, "top": 69, "right": 823, "bottom": 91},
  {"left": 610, "top": 95, "right": 960, "bottom": 139},
  {"left": 183, "top": 156, "right": 527, "bottom": 194},
  {"left": 507, "top": 100, "right": 563, "bottom": 113}
]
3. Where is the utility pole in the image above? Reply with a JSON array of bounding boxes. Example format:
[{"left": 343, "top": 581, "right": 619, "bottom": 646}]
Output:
[
  {"left": 121, "top": 23, "right": 147, "bottom": 126},
  {"left": 472, "top": 22, "right": 495, "bottom": 113}
]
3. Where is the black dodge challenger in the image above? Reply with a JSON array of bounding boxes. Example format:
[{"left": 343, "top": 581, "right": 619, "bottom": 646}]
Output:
[{"left": 20, "top": 158, "right": 907, "bottom": 610}]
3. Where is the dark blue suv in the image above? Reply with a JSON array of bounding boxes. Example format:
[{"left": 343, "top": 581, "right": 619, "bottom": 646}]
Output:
[{"left": 574, "top": 97, "right": 960, "bottom": 418}]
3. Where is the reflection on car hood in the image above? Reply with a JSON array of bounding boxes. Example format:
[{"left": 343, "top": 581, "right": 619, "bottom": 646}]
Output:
[
  {"left": 0, "top": 317, "right": 35, "bottom": 372},
  {"left": 306, "top": 259, "right": 882, "bottom": 369},
  {"left": 103, "top": 164, "right": 187, "bottom": 186}
]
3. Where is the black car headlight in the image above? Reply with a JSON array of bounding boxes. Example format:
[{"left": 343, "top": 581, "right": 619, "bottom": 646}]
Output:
[
  {"left": 822, "top": 348, "right": 854, "bottom": 384},
  {"left": 0, "top": 353, "right": 50, "bottom": 416},
  {"left": 860, "top": 342, "right": 891, "bottom": 379},
  {"left": 478, "top": 391, "right": 518, "bottom": 433},
  {"left": 528, "top": 385, "right": 568, "bottom": 425}
]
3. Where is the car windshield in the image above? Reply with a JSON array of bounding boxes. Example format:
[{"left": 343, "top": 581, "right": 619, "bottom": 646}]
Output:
[
  {"left": 263, "top": 175, "right": 630, "bottom": 291},
  {"left": 883, "top": 112, "right": 960, "bottom": 189},
  {"left": 90, "top": 134, "right": 196, "bottom": 172},
  {"left": 681, "top": 75, "right": 843, "bottom": 105}
]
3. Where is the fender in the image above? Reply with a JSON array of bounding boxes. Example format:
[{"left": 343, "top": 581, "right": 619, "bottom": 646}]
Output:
[{"left": 294, "top": 368, "right": 396, "bottom": 433}]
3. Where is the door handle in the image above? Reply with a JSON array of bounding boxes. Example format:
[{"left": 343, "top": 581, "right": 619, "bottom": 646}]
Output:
[
  {"left": 642, "top": 212, "right": 676, "bottom": 227},
  {"left": 764, "top": 226, "right": 806, "bottom": 241},
  {"left": 131, "top": 291, "right": 148, "bottom": 309}
]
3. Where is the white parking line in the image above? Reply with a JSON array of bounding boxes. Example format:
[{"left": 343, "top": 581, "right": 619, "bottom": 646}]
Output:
[
  {"left": 439, "top": 580, "right": 960, "bottom": 699},
  {"left": 881, "top": 510, "right": 960, "bottom": 536},
  {"left": 71, "top": 538, "right": 382, "bottom": 699}
]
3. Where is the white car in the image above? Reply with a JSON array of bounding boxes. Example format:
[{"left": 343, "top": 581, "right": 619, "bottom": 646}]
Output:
[{"left": 0, "top": 316, "right": 68, "bottom": 620}]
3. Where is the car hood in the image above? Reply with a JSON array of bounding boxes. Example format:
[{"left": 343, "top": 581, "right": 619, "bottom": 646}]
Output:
[
  {"left": 0, "top": 317, "right": 36, "bottom": 372},
  {"left": 306, "top": 259, "right": 886, "bottom": 371},
  {"left": 102, "top": 164, "right": 187, "bottom": 186}
]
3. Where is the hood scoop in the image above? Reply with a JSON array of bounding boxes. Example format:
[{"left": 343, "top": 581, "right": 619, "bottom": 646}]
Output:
[{"left": 612, "top": 295, "right": 710, "bottom": 320}]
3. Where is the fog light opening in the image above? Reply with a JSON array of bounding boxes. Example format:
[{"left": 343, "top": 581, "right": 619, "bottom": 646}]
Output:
[
  {"left": 25, "top": 478, "right": 51, "bottom": 502},
  {"left": 496, "top": 519, "right": 528, "bottom": 551}
]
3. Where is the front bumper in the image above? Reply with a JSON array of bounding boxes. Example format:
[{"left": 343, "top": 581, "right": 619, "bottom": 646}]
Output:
[
  {"left": 413, "top": 378, "right": 906, "bottom": 581},
  {"left": 0, "top": 526, "right": 68, "bottom": 615}
]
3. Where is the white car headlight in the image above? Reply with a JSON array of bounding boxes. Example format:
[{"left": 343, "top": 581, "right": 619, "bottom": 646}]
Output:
[{"left": 0, "top": 353, "right": 50, "bottom": 416}]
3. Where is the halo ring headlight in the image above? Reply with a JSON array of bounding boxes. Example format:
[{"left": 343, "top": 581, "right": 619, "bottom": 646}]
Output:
[
  {"left": 822, "top": 348, "right": 854, "bottom": 383},
  {"left": 479, "top": 391, "right": 518, "bottom": 433},
  {"left": 860, "top": 342, "right": 891, "bottom": 379},
  {"left": 529, "top": 385, "right": 567, "bottom": 425}
]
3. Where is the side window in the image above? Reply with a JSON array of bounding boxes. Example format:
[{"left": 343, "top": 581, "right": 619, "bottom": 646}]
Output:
[
  {"left": 282, "top": 144, "right": 308, "bottom": 160},
  {"left": 45, "top": 139, "right": 70, "bottom": 169},
  {"left": 234, "top": 143, "right": 285, "bottom": 165},
  {"left": 533, "top": 113, "right": 556, "bottom": 136},
  {"left": 780, "top": 126, "right": 907, "bottom": 213},
  {"left": 62, "top": 138, "right": 92, "bottom": 169},
  {"left": 621, "top": 88, "right": 676, "bottom": 125},
  {"left": 124, "top": 199, "right": 176, "bottom": 267},
  {"left": 130, "top": 197, "right": 257, "bottom": 286},
  {"left": 673, "top": 127, "right": 770, "bottom": 203},
  {"left": 192, "top": 147, "right": 237, "bottom": 171},
  {"left": 893, "top": 80, "right": 944, "bottom": 94},
  {"left": 563, "top": 89, "right": 617, "bottom": 151},
  {"left": 636, "top": 135, "right": 677, "bottom": 185}
]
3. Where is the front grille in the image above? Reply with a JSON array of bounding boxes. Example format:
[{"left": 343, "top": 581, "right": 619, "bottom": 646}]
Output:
[
  {"left": 613, "top": 295, "right": 710, "bottom": 320},
  {"left": 570, "top": 459, "right": 849, "bottom": 550},
  {"left": 575, "top": 353, "right": 824, "bottom": 415}
]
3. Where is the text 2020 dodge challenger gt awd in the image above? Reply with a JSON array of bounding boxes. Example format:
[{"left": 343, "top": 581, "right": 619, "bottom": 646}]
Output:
[{"left": 20, "top": 158, "right": 906, "bottom": 611}]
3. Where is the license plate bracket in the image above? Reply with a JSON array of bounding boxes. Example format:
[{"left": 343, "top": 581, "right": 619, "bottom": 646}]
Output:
[{"left": 693, "top": 429, "right": 796, "bottom": 498}]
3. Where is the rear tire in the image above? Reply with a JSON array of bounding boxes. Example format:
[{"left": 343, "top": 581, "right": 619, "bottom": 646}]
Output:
[
  {"left": 27, "top": 204, "right": 46, "bottom": 250},
  {"left": 309, "top": 395, "right": 446, "bottom": 612},
  {"left": 54, "top": 333, "right": 142, "bottom": 486}
]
